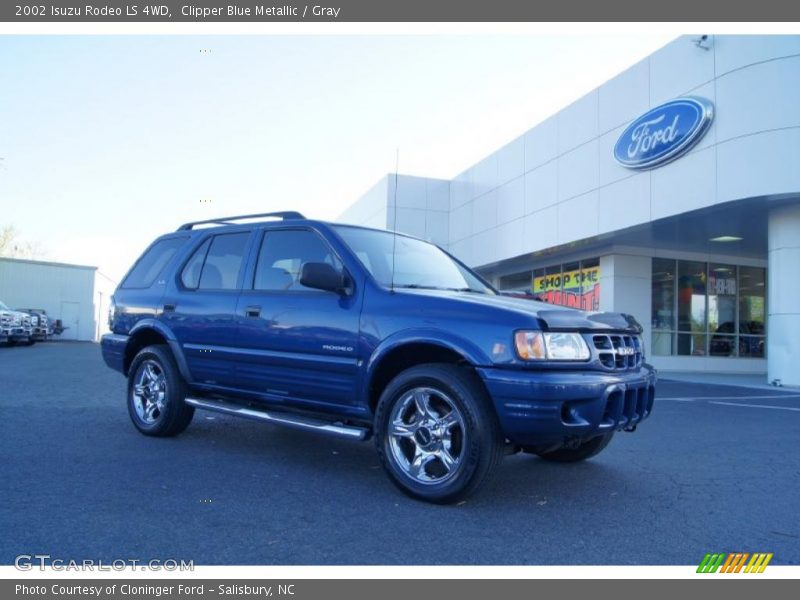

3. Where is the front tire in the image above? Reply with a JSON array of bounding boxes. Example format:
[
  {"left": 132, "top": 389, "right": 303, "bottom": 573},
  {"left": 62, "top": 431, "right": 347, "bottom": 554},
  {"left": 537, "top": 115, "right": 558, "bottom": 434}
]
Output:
[
  {"left": 533, "top": 432, "right": 614, "bottom": 463},
  {"left": 375, "top": 364, "right": 504, "bottom": 504},
  {"left": 127, "top": 344, "right": 194, "bottom": 437}
]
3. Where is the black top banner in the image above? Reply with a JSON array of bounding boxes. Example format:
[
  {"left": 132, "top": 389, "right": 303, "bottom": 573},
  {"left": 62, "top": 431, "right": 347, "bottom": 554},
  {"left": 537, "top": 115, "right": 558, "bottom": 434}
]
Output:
[{"left": 3, "top": 0, "right": 800, "bottom": 22}]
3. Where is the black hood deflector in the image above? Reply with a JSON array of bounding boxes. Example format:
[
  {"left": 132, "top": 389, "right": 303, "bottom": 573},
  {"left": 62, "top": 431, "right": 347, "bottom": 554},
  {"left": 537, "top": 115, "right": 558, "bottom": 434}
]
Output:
[{"left": 536, "top": 310, "right": 643, "bottom": 333}]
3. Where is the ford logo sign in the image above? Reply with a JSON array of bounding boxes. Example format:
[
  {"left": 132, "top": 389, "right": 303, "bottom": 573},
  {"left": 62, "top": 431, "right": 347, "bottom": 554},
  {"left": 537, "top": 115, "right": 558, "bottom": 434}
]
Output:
[{"left": 614, "top": 96, "right": 714, "bottom": 170}]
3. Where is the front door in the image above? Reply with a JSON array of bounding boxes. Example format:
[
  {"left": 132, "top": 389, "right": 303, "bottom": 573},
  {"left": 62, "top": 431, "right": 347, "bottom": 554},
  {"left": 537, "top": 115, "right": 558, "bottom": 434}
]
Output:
[
  {"left": 161, "top": 231, "right": 252, "bottom": 387},
  {"left": 234, "top": 228, "right": 361, "bottom": 411}
]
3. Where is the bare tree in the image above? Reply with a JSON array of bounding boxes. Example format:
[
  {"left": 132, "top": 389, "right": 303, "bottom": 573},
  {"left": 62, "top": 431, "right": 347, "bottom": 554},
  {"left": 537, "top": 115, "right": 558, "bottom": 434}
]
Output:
[{"left": 0, "top": 225, "right": 47, "bottom": 259}]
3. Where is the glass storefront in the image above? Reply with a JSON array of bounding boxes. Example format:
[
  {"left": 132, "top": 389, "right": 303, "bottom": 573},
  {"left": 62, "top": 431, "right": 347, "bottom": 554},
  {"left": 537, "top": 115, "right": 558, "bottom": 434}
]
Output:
[
  {"left": 495, "top": 258, "right": 601, "bottom": 311},
  {"left": 651, "top": 258, "right": 766, "bottom": 358},
  {"left": 532, "top": 258, "right": 601, "bottom": 311}
]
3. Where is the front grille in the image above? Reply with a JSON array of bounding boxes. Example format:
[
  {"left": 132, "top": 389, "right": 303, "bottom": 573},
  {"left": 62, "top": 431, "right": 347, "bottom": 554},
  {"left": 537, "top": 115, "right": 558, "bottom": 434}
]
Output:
[
  {"left": 592, "top": 334, "right": 643, "bottom": 370},
  {"left": 600, "top": 384, "right": 655, "bottom": 430}
]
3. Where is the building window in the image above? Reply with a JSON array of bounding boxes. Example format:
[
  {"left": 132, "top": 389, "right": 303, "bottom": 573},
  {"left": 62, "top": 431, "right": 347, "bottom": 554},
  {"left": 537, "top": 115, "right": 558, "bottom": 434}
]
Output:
[
  {"left": 651, "top": 258, "right": 676, "bottom": 356},
  {"left": 530, "top": 258, "right": 601, "bottom": 311},
  {"left": 651, "top": 258, "right": 766, "bottom": 358},
  {"left": 677, "top": 260, "right": 707, "bottom": 356},
  {"left": 738, "top": 266, "right": 766, "bottom": 358},
  {"left": 496, "top": 271, "right": 532, "bottom": 291}
]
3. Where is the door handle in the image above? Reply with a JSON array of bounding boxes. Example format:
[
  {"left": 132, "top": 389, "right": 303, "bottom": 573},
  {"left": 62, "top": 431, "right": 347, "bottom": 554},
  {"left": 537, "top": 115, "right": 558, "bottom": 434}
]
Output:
[
  {"left": 245, "top": 305, "right": 261, "bottom": 318},
  {"left": 163, "top": 303, "right": 176, "bottom": 313}
]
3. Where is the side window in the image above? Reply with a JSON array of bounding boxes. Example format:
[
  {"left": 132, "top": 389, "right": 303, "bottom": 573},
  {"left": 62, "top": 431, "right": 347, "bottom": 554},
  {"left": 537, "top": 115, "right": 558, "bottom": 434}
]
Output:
[
  {"left": 122, "top": 237, "right": 187, "bottom": 289},
  {"left": 180, "top": 233, "right": 249, "bottom": 291},
  {"left": 254, "top": 229, "right": 341, "bottom": 292},
  {"left": 180, "top": 238, "right": 211, "bottom": 289},
  {"left": 200, "top": 233, "right": 250, "bottom": 290}
]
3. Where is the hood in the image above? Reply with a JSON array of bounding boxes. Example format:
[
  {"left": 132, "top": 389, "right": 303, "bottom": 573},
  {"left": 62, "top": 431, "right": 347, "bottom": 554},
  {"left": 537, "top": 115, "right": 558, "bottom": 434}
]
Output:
[{"left": 400, "top": 289, "right": 642, "bottom": 333}]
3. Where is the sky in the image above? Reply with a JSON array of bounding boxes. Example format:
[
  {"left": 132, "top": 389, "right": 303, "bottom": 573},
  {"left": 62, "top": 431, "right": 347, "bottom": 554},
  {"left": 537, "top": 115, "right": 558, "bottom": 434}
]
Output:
[{"left": 0, "top": 33, "right": 675, "bottom": 283}]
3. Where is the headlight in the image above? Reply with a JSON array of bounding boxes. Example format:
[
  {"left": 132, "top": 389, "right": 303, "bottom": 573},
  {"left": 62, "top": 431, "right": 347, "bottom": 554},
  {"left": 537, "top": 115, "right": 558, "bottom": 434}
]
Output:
[{"left": 514, "top": 331, "right": 590, "bottom": 361}]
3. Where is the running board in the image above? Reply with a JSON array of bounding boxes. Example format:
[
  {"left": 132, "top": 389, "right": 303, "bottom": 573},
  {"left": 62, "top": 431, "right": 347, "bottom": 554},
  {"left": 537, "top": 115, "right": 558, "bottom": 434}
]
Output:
[{"left": 184, "top": 397, "right": 369, "bottom": 441}]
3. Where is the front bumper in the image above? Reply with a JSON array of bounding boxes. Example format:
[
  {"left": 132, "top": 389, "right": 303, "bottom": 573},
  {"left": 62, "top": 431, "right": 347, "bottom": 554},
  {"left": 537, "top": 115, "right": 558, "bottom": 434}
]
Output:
[
  {"left": 478, "top": 364, "right": 657, "bottom": 447},
  {"left": 31, "top": 327, "right": 47, "bottom": 340},
  {"left": 8, "top": 327, "right": 31, "bottom": 342}
]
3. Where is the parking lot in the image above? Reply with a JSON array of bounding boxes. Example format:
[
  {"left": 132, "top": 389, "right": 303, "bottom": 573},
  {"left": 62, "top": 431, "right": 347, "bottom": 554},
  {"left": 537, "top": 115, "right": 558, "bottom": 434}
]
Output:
[{"left": 1, "top": 342, "right": 798, "bottom": 565}]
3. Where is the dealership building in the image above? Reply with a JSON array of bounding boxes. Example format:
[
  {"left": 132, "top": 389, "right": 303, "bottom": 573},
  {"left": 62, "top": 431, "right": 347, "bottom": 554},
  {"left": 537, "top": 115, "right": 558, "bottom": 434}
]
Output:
[{"left": 339, "top": 35, "right": 800, "bottom": 386}]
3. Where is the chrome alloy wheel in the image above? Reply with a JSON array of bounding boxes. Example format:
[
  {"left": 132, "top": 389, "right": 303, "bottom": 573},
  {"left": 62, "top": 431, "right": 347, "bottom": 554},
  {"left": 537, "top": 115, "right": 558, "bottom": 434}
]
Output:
[
  {"left": 387, "top": 387, "right": 466, "bottom": 485},
  {"left": 132, "top": 360, "right": 167, "bottom": 425}
]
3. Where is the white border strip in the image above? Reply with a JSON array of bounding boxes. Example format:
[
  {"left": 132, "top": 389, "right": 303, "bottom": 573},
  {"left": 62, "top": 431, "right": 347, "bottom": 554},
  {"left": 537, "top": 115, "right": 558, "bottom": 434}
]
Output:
[
  {"left": 1, "top": 565, "right": 799, "bottom": 579},
  {"left": 1, "top": 22, "right": 800, "bottom": 35}
]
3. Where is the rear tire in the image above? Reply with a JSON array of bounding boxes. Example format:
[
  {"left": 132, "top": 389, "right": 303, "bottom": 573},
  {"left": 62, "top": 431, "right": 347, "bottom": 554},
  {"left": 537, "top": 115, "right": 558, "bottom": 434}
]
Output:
[
  {"left": 533, "top": 432, "right": 614, "bottom": 463},
  {"left": 127, "top": 344, "right": 194, "bottom": 437},
  {"left": 375, "top": 364, "right": 504, "bottom": 504}
]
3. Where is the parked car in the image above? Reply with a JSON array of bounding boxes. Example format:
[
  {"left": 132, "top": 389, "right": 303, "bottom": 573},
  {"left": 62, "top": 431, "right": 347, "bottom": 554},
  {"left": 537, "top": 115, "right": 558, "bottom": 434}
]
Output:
[
  {"left": 0, "top": 300, "right": 32, "bottom": 345},
  {"left": 101, "top": 212, "right": 656, "bottom": 503},
  {"left": 16, "top": 308, "right": 49, "bottom": 342},
  {"left": 709, "top": 321, "right": 765, "bottom": 357}
]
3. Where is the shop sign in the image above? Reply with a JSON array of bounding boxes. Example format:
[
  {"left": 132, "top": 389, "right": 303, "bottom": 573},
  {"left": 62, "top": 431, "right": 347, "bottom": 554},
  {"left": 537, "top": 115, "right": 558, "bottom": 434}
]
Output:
[{"left": 533, "top": 265, "right": 600, "bottom": 311}]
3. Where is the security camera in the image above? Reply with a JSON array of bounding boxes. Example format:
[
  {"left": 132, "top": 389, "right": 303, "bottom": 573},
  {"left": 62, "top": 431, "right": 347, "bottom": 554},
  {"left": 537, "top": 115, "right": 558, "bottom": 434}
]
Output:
[{"left": 692, "top": 35, "right": 710, "bottom": 50}]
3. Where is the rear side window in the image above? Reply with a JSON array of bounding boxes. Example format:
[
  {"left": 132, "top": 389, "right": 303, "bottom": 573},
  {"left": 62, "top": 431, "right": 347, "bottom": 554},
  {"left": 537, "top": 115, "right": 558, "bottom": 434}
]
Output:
[
  {"left": 122, "top": 237, "right": 187, "bottom": 289},
  {"left": 181, "top": 233, "right": 250, "bottom": 291},
  {"left": 180, "top": 239, "right": 211, "bottom": 289}
]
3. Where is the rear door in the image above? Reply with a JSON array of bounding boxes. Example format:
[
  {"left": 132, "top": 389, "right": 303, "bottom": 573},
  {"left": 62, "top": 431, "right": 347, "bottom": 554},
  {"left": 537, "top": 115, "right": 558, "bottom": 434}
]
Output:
[
  {"left": 233, "top": 227, "right": 361, "bottom": 410},
  {"left": 161, "top": 230, "right": 253, "bottom": 387}
]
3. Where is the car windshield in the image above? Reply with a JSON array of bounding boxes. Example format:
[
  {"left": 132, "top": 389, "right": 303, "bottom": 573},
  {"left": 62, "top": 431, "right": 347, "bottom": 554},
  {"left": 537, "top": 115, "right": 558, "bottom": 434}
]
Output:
[{"left": 333, "top": 226, "right": 494, "bottom": 294}]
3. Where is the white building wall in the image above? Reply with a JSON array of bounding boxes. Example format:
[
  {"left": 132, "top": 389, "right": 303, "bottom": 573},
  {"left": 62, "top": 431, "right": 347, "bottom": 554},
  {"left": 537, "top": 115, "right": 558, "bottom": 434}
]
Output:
[
  {"left": 338, "top": 174, "right": 451, "bottom": 247},
  {"left": 599, "top": 254, "right": 652, "bottom": 357},
  {"left": 0, "top": 258, "right": 97, "bottom": 341},
  {"left": 337, "top": 175, "right": 389, "bottom": 230},
  {"left": 444, "top": 35, "right": 800, "bottom": 268},
  {"left": 767, "top": 205, "right": 800, "bottom": 386}
]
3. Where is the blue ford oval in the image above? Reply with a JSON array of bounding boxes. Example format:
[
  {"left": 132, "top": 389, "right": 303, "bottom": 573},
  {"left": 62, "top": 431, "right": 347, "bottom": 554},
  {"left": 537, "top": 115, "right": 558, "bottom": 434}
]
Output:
[{"left": 614, "top": 96, "right": 714, "bottom": 169}]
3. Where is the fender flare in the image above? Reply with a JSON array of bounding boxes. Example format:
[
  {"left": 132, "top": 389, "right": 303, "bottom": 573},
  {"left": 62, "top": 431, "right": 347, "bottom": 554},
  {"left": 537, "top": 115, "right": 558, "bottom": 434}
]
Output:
[
  {"left": 127, "top": 319, "right": 193, "bottom": 382},
  {"left": 361, "top": 328, "right": 491, "bottom": 408}
]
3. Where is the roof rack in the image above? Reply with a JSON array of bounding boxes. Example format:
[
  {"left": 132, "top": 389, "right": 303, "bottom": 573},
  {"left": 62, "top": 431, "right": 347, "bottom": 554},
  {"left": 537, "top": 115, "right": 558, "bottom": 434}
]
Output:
[{"left": 176, "top": 211, "right": 306, "bottom": 231}]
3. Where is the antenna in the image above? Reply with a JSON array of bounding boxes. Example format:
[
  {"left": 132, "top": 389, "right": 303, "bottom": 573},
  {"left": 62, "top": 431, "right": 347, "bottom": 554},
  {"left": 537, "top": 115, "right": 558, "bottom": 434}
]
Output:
[{"left": 390, "top": 148, "right": 399, "bottom": 293}]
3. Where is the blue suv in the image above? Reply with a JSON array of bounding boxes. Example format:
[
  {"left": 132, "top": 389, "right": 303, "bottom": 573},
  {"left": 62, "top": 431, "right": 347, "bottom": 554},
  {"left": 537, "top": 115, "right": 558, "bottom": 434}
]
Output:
[{"left": 102, "top": 212, "right": 656, "bottom": 503}]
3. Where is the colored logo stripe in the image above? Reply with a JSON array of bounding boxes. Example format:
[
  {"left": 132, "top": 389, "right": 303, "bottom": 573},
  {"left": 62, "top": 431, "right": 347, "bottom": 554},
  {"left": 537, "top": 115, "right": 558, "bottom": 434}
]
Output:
[
  {"left": 697, "top": 553, "right": 725, "bottom": 573},
  {"left": 745, "top": 553, "right": 773, "bottom": 573},
  {"left": 697, "top": 552, "right": 773, "bottom": 573}
]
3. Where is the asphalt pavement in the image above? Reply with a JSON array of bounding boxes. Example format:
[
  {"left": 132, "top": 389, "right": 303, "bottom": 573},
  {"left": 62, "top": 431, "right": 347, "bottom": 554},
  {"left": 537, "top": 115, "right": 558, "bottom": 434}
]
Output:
[{"left": 1, "top": 342, "right": 798, "bottom": 565}]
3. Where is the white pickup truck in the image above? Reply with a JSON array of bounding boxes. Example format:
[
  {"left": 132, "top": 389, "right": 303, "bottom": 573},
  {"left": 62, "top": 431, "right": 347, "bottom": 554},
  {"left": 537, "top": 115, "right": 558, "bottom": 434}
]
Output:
[{"left": 0, "top": 300, "right": 33, "bottom": 345}]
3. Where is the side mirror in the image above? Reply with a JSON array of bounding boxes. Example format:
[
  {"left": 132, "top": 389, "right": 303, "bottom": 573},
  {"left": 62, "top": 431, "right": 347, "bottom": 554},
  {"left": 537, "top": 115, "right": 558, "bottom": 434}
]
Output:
[{"left": 299, "top": 262, "right": 348, "bottom": 294}]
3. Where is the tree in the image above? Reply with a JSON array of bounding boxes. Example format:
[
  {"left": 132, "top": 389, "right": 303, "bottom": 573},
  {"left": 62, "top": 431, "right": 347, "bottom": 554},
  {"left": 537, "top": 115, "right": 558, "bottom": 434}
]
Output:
[{"left": 0, "top": 225, "right": 46, "bottom": 259}]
